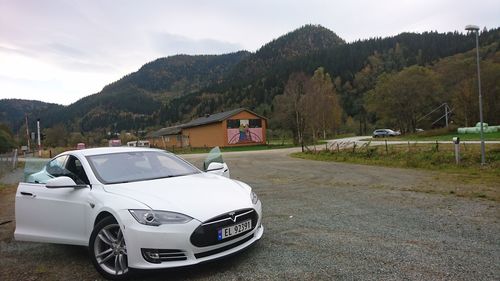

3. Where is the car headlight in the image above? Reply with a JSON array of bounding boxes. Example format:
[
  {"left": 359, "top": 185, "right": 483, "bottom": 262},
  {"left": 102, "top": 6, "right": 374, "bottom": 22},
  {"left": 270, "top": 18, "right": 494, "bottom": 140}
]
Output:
[
  {"left": 251, "top": 191, "right": 259, "bottom": 204},
  {"left": 129, "top": 209, "right": 192, "bottom": 226}
]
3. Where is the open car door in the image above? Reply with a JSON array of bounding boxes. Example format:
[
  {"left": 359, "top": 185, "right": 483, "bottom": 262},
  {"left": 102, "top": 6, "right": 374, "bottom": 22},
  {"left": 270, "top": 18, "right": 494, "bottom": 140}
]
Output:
[{"left": 203, "top": 146, "right": 230, "bottom": 178}]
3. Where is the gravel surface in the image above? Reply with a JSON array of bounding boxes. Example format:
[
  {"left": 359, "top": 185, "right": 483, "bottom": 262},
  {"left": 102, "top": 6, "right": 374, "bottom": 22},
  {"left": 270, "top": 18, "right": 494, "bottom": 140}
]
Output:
[{"left": 0, "top": 148, "right": 498, "bottom": 280}]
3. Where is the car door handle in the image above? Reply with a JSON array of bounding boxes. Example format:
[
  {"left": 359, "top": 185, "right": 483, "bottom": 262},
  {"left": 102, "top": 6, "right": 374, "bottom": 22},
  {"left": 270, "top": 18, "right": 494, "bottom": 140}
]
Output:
[{"left": 20, "top": 192, "right": 36, "bottom": 198}]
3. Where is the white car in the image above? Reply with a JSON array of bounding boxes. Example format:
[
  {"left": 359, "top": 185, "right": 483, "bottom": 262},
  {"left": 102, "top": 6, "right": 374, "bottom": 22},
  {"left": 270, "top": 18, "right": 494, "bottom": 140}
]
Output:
[{"left": 15, "top": 147, "right": 263, "bottom": 280}]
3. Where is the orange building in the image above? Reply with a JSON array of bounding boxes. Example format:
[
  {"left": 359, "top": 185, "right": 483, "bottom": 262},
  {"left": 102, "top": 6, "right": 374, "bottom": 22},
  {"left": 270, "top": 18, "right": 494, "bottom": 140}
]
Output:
[
  {"left": 150, "top": 108, "right": 267, "bottom": 148},
  {"left": 149, "top": 125, "right": 186, "bottom": 149}
]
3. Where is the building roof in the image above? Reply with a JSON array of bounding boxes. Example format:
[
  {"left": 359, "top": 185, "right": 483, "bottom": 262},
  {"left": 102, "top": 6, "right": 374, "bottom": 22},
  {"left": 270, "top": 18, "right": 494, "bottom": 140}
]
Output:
[
  {"left": 150, "top": 108, "right": 267, "bottom": 137},
  {"left": 149, "top": 125, "right": 182, "bottom": 137},
  {"left": 182, "top": 108, "right": 267, "bottom": 128}
]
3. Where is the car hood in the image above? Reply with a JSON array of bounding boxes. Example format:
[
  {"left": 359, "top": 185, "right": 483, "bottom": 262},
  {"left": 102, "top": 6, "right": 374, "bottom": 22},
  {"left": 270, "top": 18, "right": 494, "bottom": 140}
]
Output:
[{"left": 102, "top": 173, "right": 253, "bottom": 222}]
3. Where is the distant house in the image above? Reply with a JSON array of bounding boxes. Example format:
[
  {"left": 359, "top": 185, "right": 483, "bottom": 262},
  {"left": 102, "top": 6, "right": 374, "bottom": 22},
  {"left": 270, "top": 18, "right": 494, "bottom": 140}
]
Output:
[
  {"left": 149, "top": 125, "right": 185, "bottom": 148},
  {"left": 150, "top": 108, "right": 267, "bottom": 148}
]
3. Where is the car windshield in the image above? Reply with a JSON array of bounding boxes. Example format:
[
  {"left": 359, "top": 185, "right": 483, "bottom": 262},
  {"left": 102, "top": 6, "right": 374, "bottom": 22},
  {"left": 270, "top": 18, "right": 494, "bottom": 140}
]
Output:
[{"left": 87, "top": 151, "right": 200, "bottom": 184}]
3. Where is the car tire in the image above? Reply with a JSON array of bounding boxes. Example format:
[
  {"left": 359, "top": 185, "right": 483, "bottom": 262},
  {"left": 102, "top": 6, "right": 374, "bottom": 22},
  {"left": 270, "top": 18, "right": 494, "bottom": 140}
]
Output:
[{"left": 89, "top": 216, "right": 132, "bottom": 280}]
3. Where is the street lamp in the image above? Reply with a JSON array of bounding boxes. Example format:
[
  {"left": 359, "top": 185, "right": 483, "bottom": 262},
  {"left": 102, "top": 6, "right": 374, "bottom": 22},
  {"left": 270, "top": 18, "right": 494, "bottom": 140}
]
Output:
[{"left": 465, "top": 24, "right": 486, "bottom": 165}]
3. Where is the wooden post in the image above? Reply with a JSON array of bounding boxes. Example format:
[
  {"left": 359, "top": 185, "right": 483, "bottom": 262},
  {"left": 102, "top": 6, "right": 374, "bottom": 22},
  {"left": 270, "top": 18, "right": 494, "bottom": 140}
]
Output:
[
  {"left": 12, "top": 149, "right": 18, "bottom": 170},
  {"left": 454, "top": 143, "right": 460, "bottom": 165}
]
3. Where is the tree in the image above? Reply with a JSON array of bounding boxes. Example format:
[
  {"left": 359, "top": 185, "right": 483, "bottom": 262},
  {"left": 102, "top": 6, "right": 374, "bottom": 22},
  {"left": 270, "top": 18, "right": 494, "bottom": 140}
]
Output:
[
  {"left": 272, "top": 72, "right": 309, "bottom": 144},
  {"left": 303, "top": 67, "right": 342, "bottom": 141},
  {"left": 43, "top": 124, "right": 68, "bottom": 148},
  {"left": 0, "top": 124, "right": 16, "bottom": 153},
  {"left": 433, "top": 44, "right": 500, "bottom": 126},
  {"left": 451, "top": 79, "right": 475, "bottom": 126},
  {"left": 365, "top": 66, "right": 442, "bottom": 133}
]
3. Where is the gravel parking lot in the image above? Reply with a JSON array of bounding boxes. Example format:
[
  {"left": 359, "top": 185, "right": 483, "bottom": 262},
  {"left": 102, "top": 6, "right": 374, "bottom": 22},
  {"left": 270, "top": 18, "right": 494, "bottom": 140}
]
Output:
[{"left": 1, "top": 148, "right": 499, "bottom": 280}]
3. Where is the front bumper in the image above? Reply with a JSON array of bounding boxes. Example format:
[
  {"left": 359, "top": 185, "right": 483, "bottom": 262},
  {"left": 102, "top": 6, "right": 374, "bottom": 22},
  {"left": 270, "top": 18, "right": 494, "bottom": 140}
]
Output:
[{"left": 120, "top": 205, "right": 263, "bottom": 269}]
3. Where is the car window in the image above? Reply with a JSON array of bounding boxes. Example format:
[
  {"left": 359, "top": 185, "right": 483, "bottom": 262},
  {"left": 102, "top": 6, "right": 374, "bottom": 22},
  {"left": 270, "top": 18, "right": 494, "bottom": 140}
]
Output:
[
  {"left": 87, "top": 151, "right": 200, "bottom": 184},
  {"left": 65, "top": 155, "right": 90, "bottom": 185},
  {"left": 25, "top": 155, "right": 67, "bottom": 184},
  {"left": 46, "top": 155, "right": 68, "bottom": 177}
]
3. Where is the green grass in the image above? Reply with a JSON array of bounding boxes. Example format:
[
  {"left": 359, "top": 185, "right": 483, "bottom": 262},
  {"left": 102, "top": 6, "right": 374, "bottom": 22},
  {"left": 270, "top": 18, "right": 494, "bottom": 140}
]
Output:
[
  {"left": 363, "top": 126, "right": 500, "bottom": 141},
  {"left": 396, "top": 131, "right": 500, "bottom": 141},
  {"left": 330, "top": 133, "right": 356, "bottom": 139},
  {"left": 167, "top": 143, "right": 296, "bottom": 154},
  {"left": 292, "top": 143, "right": 500, "bottom": 200}
]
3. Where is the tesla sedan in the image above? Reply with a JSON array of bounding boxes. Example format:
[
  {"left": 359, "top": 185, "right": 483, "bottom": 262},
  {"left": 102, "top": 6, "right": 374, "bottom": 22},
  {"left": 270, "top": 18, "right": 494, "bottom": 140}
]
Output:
[{"left": 15, "top": 147, "right": 263, "bottom": 280}]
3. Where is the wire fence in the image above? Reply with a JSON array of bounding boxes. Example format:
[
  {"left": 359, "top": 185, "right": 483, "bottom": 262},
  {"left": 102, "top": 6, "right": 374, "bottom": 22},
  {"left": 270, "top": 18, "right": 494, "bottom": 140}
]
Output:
[{"left": 0, "top": 149, "right": 19, "bottom": 179}]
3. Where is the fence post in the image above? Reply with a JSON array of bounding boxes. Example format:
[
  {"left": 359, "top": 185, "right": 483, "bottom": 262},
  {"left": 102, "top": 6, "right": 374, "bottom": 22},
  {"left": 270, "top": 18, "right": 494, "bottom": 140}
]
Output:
[
  {"left": 385, "top": 139, "right": 388, "bottom": 154},
  {"left": 454, "top": 142, "right": 460, "bottom": 164},
  {"left": 12, "top": 149, "right": 18, "bottom": 170}
]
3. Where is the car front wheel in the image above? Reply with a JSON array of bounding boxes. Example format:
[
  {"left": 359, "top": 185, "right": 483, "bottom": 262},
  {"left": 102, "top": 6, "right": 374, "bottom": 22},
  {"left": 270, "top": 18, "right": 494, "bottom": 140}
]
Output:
[{"left": 89, "top": 216, "right": 130, "bottom": 280}]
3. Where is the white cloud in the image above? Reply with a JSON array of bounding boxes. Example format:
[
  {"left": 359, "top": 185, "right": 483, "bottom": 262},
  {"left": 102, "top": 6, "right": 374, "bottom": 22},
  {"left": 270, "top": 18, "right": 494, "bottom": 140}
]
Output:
[
  {"left": 150, "top": 33, "right": 243, "bottom": 55},
  {"left": 0, "top": 0, "right": 498, "bottom": 105}
]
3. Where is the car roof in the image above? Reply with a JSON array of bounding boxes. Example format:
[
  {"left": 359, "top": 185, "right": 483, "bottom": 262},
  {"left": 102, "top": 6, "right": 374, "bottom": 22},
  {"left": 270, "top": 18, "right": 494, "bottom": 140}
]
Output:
[{"left": 62, "top": 147, "right": 166, "bottom": 157}]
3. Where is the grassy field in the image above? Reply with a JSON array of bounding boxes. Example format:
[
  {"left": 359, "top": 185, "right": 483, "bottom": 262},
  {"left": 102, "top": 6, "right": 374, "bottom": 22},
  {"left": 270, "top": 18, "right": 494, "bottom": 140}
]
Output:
[
  {"left": 292, "top": 143, "right": 500, "bottom": 200},
  {"left": 395, "top": 131, "right": 500, "bottom": 141},
  {"left": 166, "top": 143, "right": 296, "bottom": 154}
]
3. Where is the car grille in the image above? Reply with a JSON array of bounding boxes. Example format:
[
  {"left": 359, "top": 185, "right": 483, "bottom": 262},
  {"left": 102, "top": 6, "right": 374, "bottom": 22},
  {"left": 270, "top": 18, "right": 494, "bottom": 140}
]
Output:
[
  {"left": 190, "top": 208, "right": 258, "bottom": 247},
  {"left": 141, "top": 248, "right": 187, "bottom": 263},
  {"left": 158, "top": 249, "right": 187, "bottom": 261},
  {"left": 194, "top": 233, "right": 255, "bottom": 259}
]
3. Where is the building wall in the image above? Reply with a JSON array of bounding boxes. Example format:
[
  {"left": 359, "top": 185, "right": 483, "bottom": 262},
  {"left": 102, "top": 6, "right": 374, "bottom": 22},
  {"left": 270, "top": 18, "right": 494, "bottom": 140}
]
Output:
[
  {"left": 177, "top": 110, "right": 267, "bottom": 148},
  {"left": 182, "top": 122, "right": 224, "bottom": 148},
  {"left": 150, "top": 135, "right": 182, "bottom": 149},
  {"left": 223, "top": 111, "right": 267, "bottom": 146}
]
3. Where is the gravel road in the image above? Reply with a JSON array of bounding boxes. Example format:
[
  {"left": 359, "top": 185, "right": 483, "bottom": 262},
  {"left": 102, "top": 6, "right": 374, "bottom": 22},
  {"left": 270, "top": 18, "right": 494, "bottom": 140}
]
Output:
[{"left": 0, "top": 148, "right": 498, "bottom": 280}]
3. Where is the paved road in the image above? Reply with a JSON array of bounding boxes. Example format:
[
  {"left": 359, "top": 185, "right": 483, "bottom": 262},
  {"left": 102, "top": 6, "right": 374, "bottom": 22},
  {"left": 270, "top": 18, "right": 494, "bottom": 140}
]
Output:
[
  {"left": 327, "top": 136, "right": 500, "bottom": 149},
  {"left": 0, "top": 149, "right": 498, "bottom": 280}
]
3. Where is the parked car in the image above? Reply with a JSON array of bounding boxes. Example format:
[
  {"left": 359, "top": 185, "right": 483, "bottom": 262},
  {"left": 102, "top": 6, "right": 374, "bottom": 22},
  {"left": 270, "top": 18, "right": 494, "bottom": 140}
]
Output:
[
  {"left": 15, "top": 147, "right": 263, "bottom": 280},
  {"left": 372, "top": 129, "right": 400, "bottom": 138},
  {"left": 126, "top": 140, "right": 150, "bottom": 147},
  {"left": 108, "top": 139, "right": 122, "bottom": 147}
]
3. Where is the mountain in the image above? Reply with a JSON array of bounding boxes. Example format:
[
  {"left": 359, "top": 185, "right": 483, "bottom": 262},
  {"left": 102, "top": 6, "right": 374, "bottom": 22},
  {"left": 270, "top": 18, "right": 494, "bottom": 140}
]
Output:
[
  {"left": 72, "top": 51, "right": 250, "bottom": 130},
  {"left": 225, "top": 25, "right": 344, "bottom": 84},
  {"left": 2, "top": 24, "right": 499, "bottom": 135},
  {"left": 101, "top": 51, "right": 250, "bottom": 98},
  {"left": 0, "top": 99, "right": 64, "bottom": 131},
  {"left": 161, "top": 27, "right": 500, "bottom": 123}
]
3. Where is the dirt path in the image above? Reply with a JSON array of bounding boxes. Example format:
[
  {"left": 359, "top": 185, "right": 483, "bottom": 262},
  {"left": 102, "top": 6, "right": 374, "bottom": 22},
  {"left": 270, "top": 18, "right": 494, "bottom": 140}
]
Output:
[{"left": 0, "top": 149, "right": 498, "bottom": 280}]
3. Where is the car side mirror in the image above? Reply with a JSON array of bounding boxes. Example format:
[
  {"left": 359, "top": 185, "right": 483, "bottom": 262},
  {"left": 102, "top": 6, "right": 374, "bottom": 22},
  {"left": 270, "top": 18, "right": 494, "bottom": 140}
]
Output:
[
  {"left": 205, "top": 162, "right": 230, "bottom": 178},
  {"left": 46, "top": 176, "right": 88, "bottom": 189}
]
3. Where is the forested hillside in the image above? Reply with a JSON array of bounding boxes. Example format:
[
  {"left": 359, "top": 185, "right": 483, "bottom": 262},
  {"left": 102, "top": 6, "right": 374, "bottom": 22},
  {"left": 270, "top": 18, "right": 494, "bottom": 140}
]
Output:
[
  {"left": 1, "top": 24, "right": 499, "bottom": 147},
  {"left": 0, "top": 99, "right": 63, "bottom": 131},
  {"left": 161, "top": 27, "right": 500, "bottom": 127}
]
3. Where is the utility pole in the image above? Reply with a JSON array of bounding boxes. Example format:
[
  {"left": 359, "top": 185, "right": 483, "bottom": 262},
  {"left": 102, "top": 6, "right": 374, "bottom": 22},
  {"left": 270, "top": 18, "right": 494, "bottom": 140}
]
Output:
[
  {"left": 37, "top": 118, "right": 41, "bottom": 157},
  {"left": 465, "top": 24, "right": 486, "bottom": 165},
  {"left": 444, "top": 103, "right": 449, "bottom": 127},
  {"left": 25, "top": 114, "right": 30, "bottom": 152}
]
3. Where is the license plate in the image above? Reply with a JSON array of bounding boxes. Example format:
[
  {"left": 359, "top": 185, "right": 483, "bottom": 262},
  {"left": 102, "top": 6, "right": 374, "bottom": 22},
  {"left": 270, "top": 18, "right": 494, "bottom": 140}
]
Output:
[{"left": 218, "top": 220, "right": 252, "bottom": 240}]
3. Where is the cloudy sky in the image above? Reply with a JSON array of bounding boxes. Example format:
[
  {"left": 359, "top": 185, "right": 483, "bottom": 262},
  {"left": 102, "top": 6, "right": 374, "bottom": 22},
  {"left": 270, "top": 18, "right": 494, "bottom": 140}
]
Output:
[{"left": 1, "top": 0, "right": 499, "bottom": 105}]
